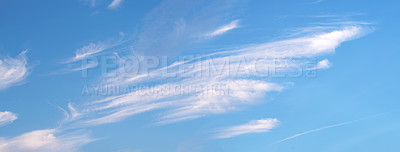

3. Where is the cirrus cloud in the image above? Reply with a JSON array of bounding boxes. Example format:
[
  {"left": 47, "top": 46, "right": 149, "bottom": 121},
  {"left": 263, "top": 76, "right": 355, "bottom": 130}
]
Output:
[
  {"left": 0, "top": 111, "right": 17, "bottom": 127},
  {"left": 0, "top": 51, "right": 30, "bottom": 90},
  {"left": 215, "top": 118, "right": 280, "bottom": 139},
  {"left": 0, "top": 129, "right": 94, "bottom": 152}
]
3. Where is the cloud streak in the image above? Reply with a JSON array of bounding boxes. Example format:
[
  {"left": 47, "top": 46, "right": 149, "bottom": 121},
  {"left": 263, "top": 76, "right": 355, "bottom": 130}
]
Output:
[
  {"left": 215, "top": 118, "right": 280, "bottom": 139},
  {"left": 68, "top": 43, "right": 107, "bottom": 63},
  {"left": 131, "top": 0, "right": 242, "bottom": 55},
  {"left": 272, "top": 121, "right": 351, "bottom": 144},
  {"left": 204, "top": 19, "right": 240, "bottom": 38},
  {"left": 60, "top": 33, "right": 126, "bottom": 73},
  {"left": 0, "top": 129, "right": 94, "bottom": 152},
  {"left": 60, "top": 24, "right": 367, "bottom": 128},
  {"left": 0, "top": 111, "right": 17, "bottom": 127},
  {"left": 0, "top": 51, "right": 30, "bottom": 90},
  {"left": 272, "top": 109, "right": 400, "bottom": 144},
  {"left": 107, "top": 0, "right": 124, "bottom": 9}
]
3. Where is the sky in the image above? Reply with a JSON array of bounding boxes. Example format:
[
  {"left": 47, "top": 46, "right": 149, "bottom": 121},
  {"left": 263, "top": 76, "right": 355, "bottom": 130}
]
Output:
[{"left": 0, "top": 0, "right": 400, "bottom": 152}]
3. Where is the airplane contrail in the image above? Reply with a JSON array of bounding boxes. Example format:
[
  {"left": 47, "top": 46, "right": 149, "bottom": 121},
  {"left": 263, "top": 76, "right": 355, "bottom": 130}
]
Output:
[{"left": 271, "top": 109, "right": 400, "bottom": 145}]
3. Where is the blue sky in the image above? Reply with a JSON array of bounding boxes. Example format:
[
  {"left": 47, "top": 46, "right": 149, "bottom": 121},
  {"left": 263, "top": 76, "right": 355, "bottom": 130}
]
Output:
[{"left": 1, "top": 0, "right": 400, "bottom": 151}]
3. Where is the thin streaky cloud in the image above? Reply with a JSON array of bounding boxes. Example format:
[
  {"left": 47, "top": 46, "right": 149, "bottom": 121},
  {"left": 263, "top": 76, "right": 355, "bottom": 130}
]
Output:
[
  {"left": 63, "top": 32, "right": 126, "bottom": 64},
  {"left": 0, "top": 50, "right": 30, "bottom": 90},
  {"left": 272, "top": 109, "right": 400, "bottom": 144},
  {"left": 2, "top": 0, "right": 397, "bottom": 151},
  {"left": 272, "top": 121, "right": 351, "bottom": 144},
  {"left": 0, "top": 129, "right": 94, "bottom": 152},
  {"left": 0, "top": 111, "right": 18, "bottom": 127},
  {"left": 215, "top": 118, "right": 280, "bottom": 139},
  {"left": 304, "top": 13, "right": 366, "bottom": 18},
  {"left": 60, "top": 33, "right": 126, "bottom": 73},
  {"left": 63, "top": 42, "right": 106, "bottom": 64},
  {"left": 131, "top": 0, "right": 241, "bottom": 55},
  {"left": 204, "top": 20, "right": 240, "bottom": 38},
  {"left": 108, "top": 0, "right": 124, "bottom": 9},
  {"left": 61, "top": 24, "right": 368, "bottom": 128},
  {"left": 312, "top": 21, "right": 374, "bottom": 26},
  {"left": 70, "top": 60, "right": 98, "bottom": 72}
]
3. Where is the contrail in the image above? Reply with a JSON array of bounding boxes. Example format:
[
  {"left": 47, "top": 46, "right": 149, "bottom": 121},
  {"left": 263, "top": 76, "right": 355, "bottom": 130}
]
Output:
[{"left": 271, "top": 109, "right": 400, "bottom": 144}]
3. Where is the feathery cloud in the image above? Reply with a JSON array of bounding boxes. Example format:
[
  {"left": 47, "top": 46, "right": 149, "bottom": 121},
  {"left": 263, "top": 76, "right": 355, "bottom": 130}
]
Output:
[
  {"left": 131, "top": 0, "right": 242, "bottom": 55},
  {"left": 60, "top": 33, "right": 126, "bottom": 73},
  {"left": 272, "top": 109, "right": 400, "bottom": 144},
  {"left": 0, "top": 51, "right": 30, "bottom": 90},
  {"left": 215, "top": 118, "right": 280, "bottom": 139},
  {"left": 64, "top": 42, "right": 107, "bottom": 64},
  {"left": 0, "top": 129, "right": 93, "bottom": 152},
  {"left": 64, "top": 31, "right": 126, "bottom": 64},
  {"left": 0, "top": 111, "right": 17, "bottom": 127},
  {"left": 107, "top": 0, "right": 124, "bottom": 9},
  {"left": 59, "top": 25, "right": 367, "bottom": 128},
  {"left": 273, "top": 122, "right": 350, "bottom": 144},
  {"left": 204, "top": 20, "right": 240, "bottom": 38}
]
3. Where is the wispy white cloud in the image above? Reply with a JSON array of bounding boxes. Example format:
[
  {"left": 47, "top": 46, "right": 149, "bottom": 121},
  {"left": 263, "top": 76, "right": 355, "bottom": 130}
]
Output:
[
  {"left": 107, "top": 0, "right": 124, "bottom": 9},
  {"left": 131, "top": 0, "right": 242, "bottom": 55},
  {"left": 0, "top": 51, "right": 30, "bottom": 90},
  {"left": 215, "top": 118, "right": 280, "bottom": 139},
  {"left": 272, "top": 121, "right": 351, "bottom": 144},
  {"left": 51, "top": 1, "right": 370, "bottom": 129},
  {"left": 74, "top": 43, "right": 106, "bottom": 61},
  {"left": 64, "top": 32, "right": 126, "bottom": 64},
  {"left": 0, "top": 129, "right": 94, "bottom": 152},
  {"left": 59, "top": 33, "right": 126, "bottom": 73},
  {"left": 204, "top": 20, "right": 240, "bottom": 38},
  {"left": 272, "top": 109, "right": 400, "bottom": 144},
  {"left": 0, "top": 111, "right": 17, "bottom": 127},
  {"left": 59, "top": 24, "right": 367, "bottom": 128},
  {"left": 64, "top": 42, "right": 107, "bottom": 64}
]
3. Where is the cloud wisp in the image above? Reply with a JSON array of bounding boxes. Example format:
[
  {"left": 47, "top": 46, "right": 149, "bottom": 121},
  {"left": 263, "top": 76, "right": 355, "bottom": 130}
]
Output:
[
  {"left": 215, "top": 118, "right": 280, "bottom": 139},
  {"left": 272, "top": 109, "right": 400, "bottom": 144},
  {"left": 107, "top": 0, "right": 124, "bottom": 9},
  {"left": 204, "top": 19, "right": 240, "bottom": 38},
  {"left": 59, "top": 24, "right": 367, "bottom": 128},
  {"left": 0, "top": 111, "right": 18, "bottom": 127},
  {"left": 130, "top": 0, "right": 243, "bottom": 56},
  {"left": 59, "top": 33, "right": 126, "bottom": 73},
  {"left": 0, "top": 129, "right": 94, "bottom": 152},
  {"left": 272, "top": 121, "right": 351, "bottom": 144},
  {"left": 0, "top": 51, "right": 30, "bottom": 90},
  {"left": 67, "top": 42, "right": 107, "bottom": 63}
]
